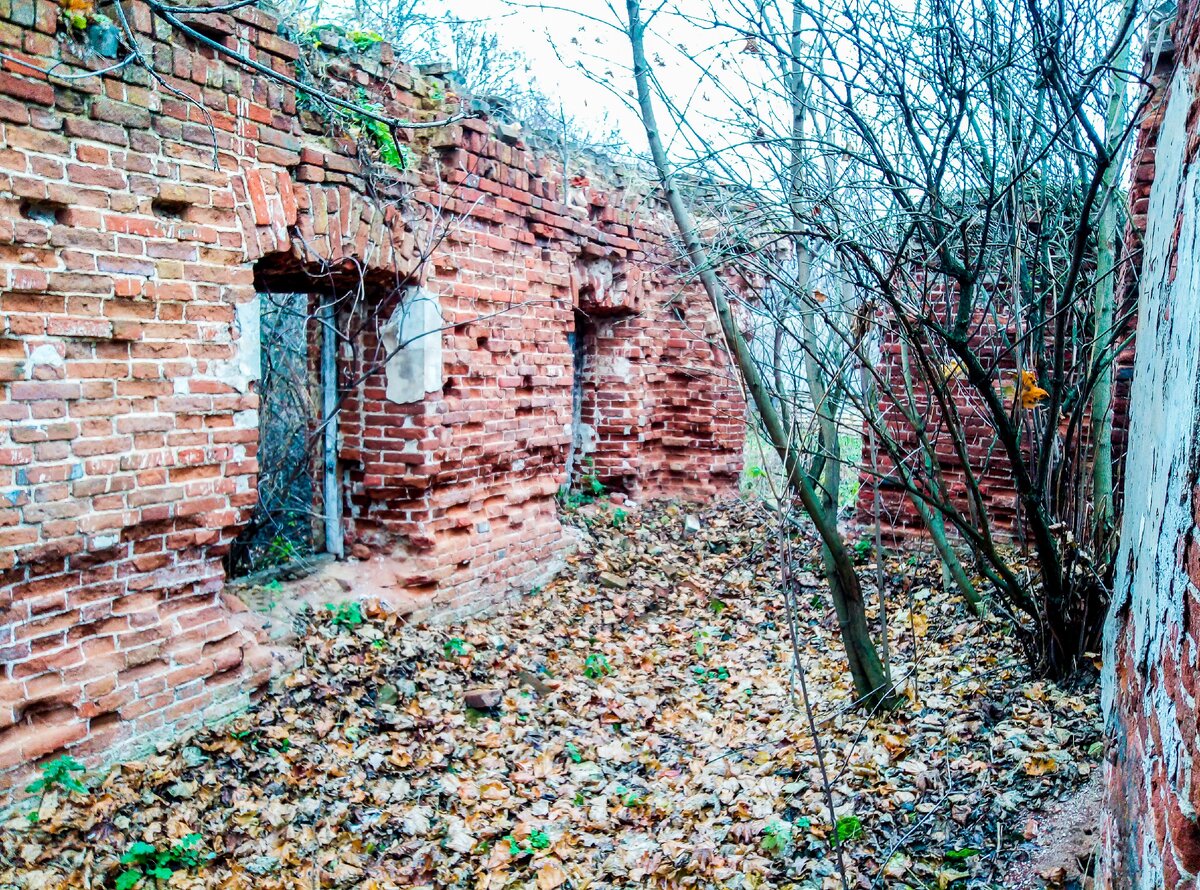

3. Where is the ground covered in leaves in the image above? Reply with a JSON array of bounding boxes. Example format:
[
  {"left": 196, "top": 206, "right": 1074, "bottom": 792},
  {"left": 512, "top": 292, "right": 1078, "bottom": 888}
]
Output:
[{"left": 2, "top": 499, "right": 1102, "bottom": 889}]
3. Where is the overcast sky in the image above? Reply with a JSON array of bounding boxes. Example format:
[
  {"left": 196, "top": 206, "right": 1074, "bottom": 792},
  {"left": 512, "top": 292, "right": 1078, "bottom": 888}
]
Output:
[
  {"left": 434, "top": 0, "right": 645, "bottom": 135},
  {"left": 423, "top": 0, "right": 758, "bottom": 150}
]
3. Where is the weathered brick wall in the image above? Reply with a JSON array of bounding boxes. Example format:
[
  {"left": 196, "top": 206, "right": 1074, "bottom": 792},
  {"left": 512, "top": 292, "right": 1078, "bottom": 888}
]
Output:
[
  {"left": 858, "top": 301, "right": 1024, "bottom": 538},
  {"left": 856, "top": 270, "right": 1134, "bottom": 543},
  {"left": 1102, "top": 8, "right": 1200, "bottom": 887},
  {"left": 0, "top": 2, "right": 744, "bottom": 794}
]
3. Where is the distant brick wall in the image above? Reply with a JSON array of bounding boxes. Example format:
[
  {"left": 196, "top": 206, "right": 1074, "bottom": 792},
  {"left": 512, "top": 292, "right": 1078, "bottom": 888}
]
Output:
[
  {"left": 856, "top": 266, "right": 1135, "bottom": 542},
  {"left": 858, "top": 300, "right": 1025, "bottom": 538},
  {"left": 0, "top": 2, "right": 744, "bottom": 794}
]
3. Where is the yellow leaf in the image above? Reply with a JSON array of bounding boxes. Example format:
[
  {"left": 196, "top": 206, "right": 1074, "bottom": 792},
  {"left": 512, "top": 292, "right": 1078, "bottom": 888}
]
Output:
[
  {"left": 1023, "top": 753, "right": 1059, "bottom": 776},
  {"left": 911, "top": 611, "right": 929, "bottom": 637},
  {"left": 1014, "top": 370, "right": 1049, "bottom": 409},
  {"left": 938, "top": 868, "right": 971, "bottom": 888}
]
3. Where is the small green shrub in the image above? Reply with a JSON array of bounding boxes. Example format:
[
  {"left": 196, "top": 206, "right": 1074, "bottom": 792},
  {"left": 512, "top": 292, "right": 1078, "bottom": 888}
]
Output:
[
  {"left": 266, "top": 535, "right": 300, "bottom": 566},
  {"left": 834, "top": 815, "right": 863, "bottom": 844},
  {"left": 346, "top": 28, "right": 383, "bottom": 49},
  {"left": 556, "top": 459, "right": 607, "bottom": 511},
  {"left": 582, "top": 653, "right": 611, "bottom": 679},
  {"left": 761, "top": 819, "right": 792, "bottom": 854},
  {"left": 691, "top": 665, "right": 730, "bottom": 685},
  {"left": 619, "top": 788, "right": 644, "bottom": 808},
  {"left": 324, "top": 601, "right": 364, "bottom": 630},
  {"left": 503, "top": 830, "right": 551, "bottom": 856},
  {"left": 585, "top": 474, "right": 605, "bottom": 496},
  {"left": 116, "top": 834, "right": 212, "bottom": 889},
  {"left": 25, "top": 755, "right": 88, "bottom": 822}
]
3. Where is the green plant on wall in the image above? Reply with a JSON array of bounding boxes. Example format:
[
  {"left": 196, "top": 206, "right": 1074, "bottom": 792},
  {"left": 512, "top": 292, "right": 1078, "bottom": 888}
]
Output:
[
  {"left": 292, "top": 28, "right": 415, "bottom": 172},
  {"left": 297, "top": 22, "right": 383, "bottom": 51},
  {"left": 353, "top": 90, "right": 410, "bottom": 170}
]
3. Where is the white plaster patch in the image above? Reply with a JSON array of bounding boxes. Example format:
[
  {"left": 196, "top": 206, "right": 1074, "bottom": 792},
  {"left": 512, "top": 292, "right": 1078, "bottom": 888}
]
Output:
[
  {"left": 1102, "top": 63, "right": 1200, "bottom": 890},
  {"left": 25, "top": 344, "right": 64, "bottom": 378},
  {"left": 577, "top": 422, "right": 597, "bottom": 454},
  {"left": 381, "top": 288, "right": 444, "bottom": 404},
  {"left": 210, "top": 298, "right": 262, "bottom": 394},
  {"left": 595, "top": 353, "right": 633, "bottom": 383}
]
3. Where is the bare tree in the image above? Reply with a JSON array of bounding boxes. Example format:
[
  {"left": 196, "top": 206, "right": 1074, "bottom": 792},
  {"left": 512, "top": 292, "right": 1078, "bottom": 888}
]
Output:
[
  {"left": 624, "top": 0, "right": 897, "bottom": 710},
  {"left": 611, "top": 0, "right": 1144, "bottom": 680}
]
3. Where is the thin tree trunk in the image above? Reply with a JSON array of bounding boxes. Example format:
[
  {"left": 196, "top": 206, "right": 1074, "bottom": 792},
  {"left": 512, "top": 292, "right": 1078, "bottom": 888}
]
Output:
[
  {"left": 894, "top": 339, "right": 983, "bottom": 611},
  {"left": 1090, "top": 0, "right": 1133, "bottom": 556},
  {"left": 624, "top": 0, "right": 896, "bottom": 709}
]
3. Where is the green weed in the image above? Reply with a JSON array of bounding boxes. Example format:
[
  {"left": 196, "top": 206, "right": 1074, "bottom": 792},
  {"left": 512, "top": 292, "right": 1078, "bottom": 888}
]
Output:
[
  {"left": 324, "top": 601, "right": 364, "bottom": 630},
  {"left": 582, "top": 653, "right": 611, "bottom": 679},
  {"left": 25, "top": 755, "right": 87, "bottom": 823},
  {"left": 834, "top": 815, "right": 863, "bottom": 844},
  {"left": 116, "top": 834, "right": 211, "bottom": 889}
]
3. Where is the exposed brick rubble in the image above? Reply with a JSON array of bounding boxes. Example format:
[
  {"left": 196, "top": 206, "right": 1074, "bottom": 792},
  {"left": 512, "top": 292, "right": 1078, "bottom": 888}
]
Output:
[
  {"left": 0, "top": 3, "right": 744, "bottom": 793},
  {"left": 1102, "top": 5, "right": 1200, "bottom": 887}
]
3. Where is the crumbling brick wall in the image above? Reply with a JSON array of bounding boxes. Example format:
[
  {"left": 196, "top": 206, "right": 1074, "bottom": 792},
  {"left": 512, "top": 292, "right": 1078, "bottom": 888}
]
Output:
[
  {"left": 858, "top": 300, "right": 1027, "bottom": 538},
  {"left": 0, "top": 2, "right": 745, "bottom": 795},
  {"left": 1102, "top": 7, "right": 1200, "bottom": 887},
  {"left": 856, "top": 265, "right": 1135, "bottom": 543}
]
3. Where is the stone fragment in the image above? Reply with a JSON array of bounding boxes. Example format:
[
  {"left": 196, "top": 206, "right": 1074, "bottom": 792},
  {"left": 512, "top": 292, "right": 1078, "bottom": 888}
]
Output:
[
  {"left": 599, "top": 572, "right": 628, "bottom": 590},
  {"left": 464, "top": 687, "right": 504, "bottom": 709}
]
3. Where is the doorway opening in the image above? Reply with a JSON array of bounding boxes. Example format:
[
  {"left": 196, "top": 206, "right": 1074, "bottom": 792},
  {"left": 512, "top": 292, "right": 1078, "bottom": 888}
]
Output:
[
  {"left": 564, "top": 309, "right": 595, "bottom": 496},
  {"left": 227, "top": 290, "right": 343, "bottom": 578}
]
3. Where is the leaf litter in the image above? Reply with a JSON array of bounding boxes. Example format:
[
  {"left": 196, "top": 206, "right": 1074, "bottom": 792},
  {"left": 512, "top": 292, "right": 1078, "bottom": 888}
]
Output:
[{"left": 1, "top": 499, "right": 1101, "bottom": 889}]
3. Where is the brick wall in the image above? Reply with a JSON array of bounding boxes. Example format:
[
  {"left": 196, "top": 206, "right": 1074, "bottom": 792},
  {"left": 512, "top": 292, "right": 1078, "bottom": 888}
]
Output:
[
  {"left": 858, "top": 296, "right": 1026, "bottom": 539},
  {"left": 0, "top": 2, "right": 745, "bottom": 795},
  {"left": 856, "top": 261, "right": 1135, "bottom": 543},
  {"left": 1102, "top": 7, "right": 1200, "bottom": 887}
]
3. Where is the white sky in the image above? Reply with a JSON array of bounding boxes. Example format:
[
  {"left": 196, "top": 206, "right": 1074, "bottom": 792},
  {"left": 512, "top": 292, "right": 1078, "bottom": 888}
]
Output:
[
  {"left": 437, "top": 0, "right": 640, "bottom": 129},
  {"left": 429, "top": 0, "right": 749, "bottom": 149}
]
